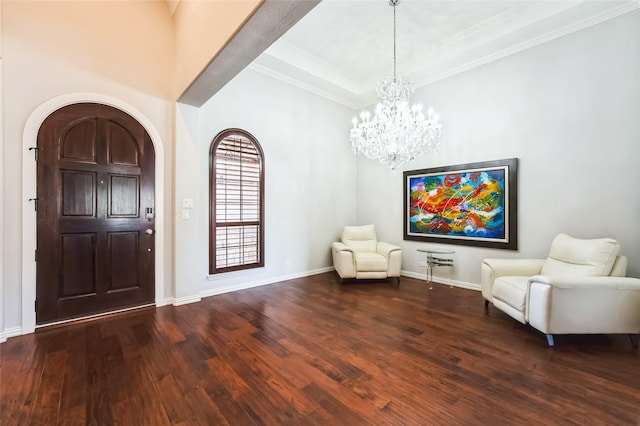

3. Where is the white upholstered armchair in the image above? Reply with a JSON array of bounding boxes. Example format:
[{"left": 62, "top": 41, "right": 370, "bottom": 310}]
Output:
[
  {"left": 332, "top": 224, "right": 402, "bottom": 283},
  {"left": 482, "top": 233, "right": 640, "bottom": 347}
]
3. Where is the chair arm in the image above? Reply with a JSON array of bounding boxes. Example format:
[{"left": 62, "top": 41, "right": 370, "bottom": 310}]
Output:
[
  {"left": 528, "top": 275, "right": 640, "bottom": 290},
  {"left": 481, "top": 258, "right": 545, "bottom": 302},
  {"left": 483, "top": 258, "right": 545, "bottom": 277},
  {"left": 377, "top": 242, "right": 402, "bottom": 278},
  {"left": 376, "top": 242, "right": 401, "bottom": 257},
  {"left": 332, "top": 242, "right": 355, "bottom": 279},
  {"left": 332, "top": 241, "right": 352, "bottom": 253},
  {"left": 527, "top": 276, "right": 640, "bottom": 334}
]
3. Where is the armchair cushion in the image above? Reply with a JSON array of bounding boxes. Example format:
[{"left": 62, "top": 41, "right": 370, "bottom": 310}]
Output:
[
  {"left": 354, "top": 252, "right": 387, "bottom": 272},
  {"left": 342, "top": 224, "right": 377, "bottom": 253},
  {"left": 493, "top": 276, "right": 529, "bottom": 310},
  {"left": 492, "top": 276, "right": 529, "bottom": 324},
  {"left": 541, "top": 233, "right": 620, "bottom": 277}
]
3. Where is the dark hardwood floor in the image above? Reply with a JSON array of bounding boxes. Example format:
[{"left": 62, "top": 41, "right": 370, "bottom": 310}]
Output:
[{"left": 2, "top": 272, "right": 639, "bottom": 425}]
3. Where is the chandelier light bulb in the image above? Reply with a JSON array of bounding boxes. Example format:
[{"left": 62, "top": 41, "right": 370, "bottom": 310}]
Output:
[{"left": 349, "top": 0, "right": 442, "bottom": 171}]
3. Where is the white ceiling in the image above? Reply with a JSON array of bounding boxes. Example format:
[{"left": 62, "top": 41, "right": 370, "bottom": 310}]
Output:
[{"left": 248, "top": 0, "right": 639, "bottom": 109}]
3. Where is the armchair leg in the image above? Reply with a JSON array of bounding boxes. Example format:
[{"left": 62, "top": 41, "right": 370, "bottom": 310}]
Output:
[
  {"left": 546, "top": 334, "right": 555, "bottom": 347},
  {"left": 484, "top": 300, "right": 489, "bottom": 309},
  {"left": 629, "top": 334, "right": 639, "bottom": 348},
  {"left": 396, "top": 277, "right": 400, "bottom": 287}
]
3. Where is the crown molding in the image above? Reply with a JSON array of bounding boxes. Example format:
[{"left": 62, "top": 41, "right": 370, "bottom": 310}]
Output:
[
  {"left": 248, "top": 63, "right": 360, "bottom": 109},
  {"left": 265, "top": 40, "right": 362, "bottom": 94},
  {"left": 252, "top": 1, "right": 638, "bottom": 111},
  {"left": 413, "top": 1, "right": 640, "bottom": 90},
  {"left": 392, "top": 0, "right": 582, "bottom": 91}
]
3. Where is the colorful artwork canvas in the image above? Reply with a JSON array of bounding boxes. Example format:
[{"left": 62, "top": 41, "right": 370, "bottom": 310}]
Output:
[{"left": 403, "top": 158, "right": 518, "bottom": 249}]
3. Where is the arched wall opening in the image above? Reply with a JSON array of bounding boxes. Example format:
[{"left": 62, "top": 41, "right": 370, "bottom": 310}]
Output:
[{"left": 21, "top": 93, "right": 167, "bottom": 334}]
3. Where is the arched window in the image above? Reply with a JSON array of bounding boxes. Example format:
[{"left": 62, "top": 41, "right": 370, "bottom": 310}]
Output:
[{"left": 210, "top": 129, "right": 265, "bottom": 274}]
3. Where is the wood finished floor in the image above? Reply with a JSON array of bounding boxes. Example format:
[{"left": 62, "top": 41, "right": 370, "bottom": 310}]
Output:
[{"left": 2, "top": 272, "right": 639, "bottom": 425}]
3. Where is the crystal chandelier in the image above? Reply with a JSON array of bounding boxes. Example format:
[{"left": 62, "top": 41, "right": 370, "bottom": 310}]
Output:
[{"left": 350, "top": 0, "right": 442, "bottom": 171}]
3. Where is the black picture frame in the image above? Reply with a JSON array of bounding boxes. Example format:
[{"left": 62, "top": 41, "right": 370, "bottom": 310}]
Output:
[{"left": 403, "top": 158, "right": 518, "bottom": 250}]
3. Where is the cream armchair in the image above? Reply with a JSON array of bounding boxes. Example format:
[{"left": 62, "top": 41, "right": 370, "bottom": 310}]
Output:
[
  {"left": 332, "top": 224, "right": 402, "bottom": 283},
  {"left": 482, "top": 233, "right": 640, "bottom": 347}
]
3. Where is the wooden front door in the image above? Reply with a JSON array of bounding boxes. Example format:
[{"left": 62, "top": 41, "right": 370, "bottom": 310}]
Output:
[{"left": 36, "top": 103, "right": 155, "bottom": 324}]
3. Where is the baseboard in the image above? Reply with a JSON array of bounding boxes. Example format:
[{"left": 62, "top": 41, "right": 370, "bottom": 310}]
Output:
[
  {"left": 201, "top": 266, "right": 334, "bottom": 299},
  {"left": 401, "top": 270, "right": 481, "bottom": 291},
  {"left": 172, "top": 295, "right": 202, "bottom": 306},
  {"left": 1, "top": 326, "right": 24, "bottom": 342},
  {"left": 159, "top": 297, "right": 174, "bottom": 307},
  {"left": 6, "top": 327, "right": 23, "bottom": 338}
]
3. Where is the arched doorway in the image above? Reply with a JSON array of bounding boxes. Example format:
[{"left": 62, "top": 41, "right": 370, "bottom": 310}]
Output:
[
  {"left": 21, "top": 94, "right": 166, "bottom": 332},
  {"left": 36, "top": 103, "right": 156, "bottom": 324}
]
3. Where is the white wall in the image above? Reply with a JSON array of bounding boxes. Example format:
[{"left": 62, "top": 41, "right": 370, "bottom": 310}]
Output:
[
  {"left": 356, "top": 10, "right": 640, "bottom": 285},
  {"left": 173, "top": 101, "right": 203, "bottom": 301},
  {"left": 173, "top": 67, "right": 357, "bottom": 301},
  {"left": 2, "top": 1, "right": 175, "bottom": 332}
]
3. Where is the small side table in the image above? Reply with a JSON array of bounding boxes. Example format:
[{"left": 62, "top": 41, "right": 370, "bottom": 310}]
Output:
[{"left": 417, "top": 248, "right": 455, "bottom": 289}]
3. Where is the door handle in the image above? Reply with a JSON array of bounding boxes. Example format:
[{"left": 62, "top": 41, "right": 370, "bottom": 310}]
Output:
[{"left": 145, "top": 229, "right": 154, "bottom": 235}]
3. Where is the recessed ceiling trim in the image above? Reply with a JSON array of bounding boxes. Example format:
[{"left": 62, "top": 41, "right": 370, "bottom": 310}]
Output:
[
  {"left": 248, "top": 63, "right": 360, "bottom": 109},
  {"left": 265, "top": 40, "right": 363, "bottom": 94},
  {"left": 251, "top": 0, "right": 638, "bottom": 111},
  {"left": 432, "top": 1, "right": 581, "bottom": 51},
  {"left": 361, "top": 0, "right": 583, "bottom": 91},
  {"left": 413, "top": 0, "right": 640, "bottom": 91},
  {"left": 257, "top": 0, "right": 588, "bottom": 100}
]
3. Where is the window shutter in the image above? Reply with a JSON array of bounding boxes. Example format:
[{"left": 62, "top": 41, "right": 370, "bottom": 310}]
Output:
[{"left": 210, "top": 130, "right": 264, "bottom": 273}]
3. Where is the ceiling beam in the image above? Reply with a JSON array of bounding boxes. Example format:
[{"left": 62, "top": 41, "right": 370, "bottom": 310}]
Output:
[{"left": 178, "top": 0, "right": 320, "bottom": 107}]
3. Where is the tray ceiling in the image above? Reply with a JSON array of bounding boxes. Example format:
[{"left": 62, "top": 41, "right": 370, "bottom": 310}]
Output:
[{"left": 249, "top": 0, "right": 638, "bottom": 109}]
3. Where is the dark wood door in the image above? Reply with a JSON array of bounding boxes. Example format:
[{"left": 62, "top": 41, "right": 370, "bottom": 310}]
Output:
[{"left": 36, "top": 103, "right": 155, "bottom": 324}]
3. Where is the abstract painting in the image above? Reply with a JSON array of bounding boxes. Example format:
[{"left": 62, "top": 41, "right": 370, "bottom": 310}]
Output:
[{"left": 403, "top": 158, "right": 518, "bottom": 249}]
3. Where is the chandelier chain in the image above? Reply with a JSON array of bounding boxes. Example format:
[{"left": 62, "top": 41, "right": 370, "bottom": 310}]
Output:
[
  {"left": 349, "top": 0, "right": 443, "bottom": 170},
  {"left": 393, "top": 0, "right": 397, "bottom": 81}
]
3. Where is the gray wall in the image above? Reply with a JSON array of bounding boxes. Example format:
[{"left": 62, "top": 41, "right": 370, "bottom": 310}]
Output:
[
  {"left": 173, "top": 67, "right": 357, "bottom": 300},
  {"left": 356, "top": 11, "right": 640, "bottom": 285}
]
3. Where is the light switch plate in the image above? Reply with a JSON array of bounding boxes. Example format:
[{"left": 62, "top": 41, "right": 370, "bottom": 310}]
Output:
[
  {"left": 182, "top": 209, "right": 190, "bottom": 220},
  {"left": 182, "top": 198, "right": 193, "bottom": 209}
]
